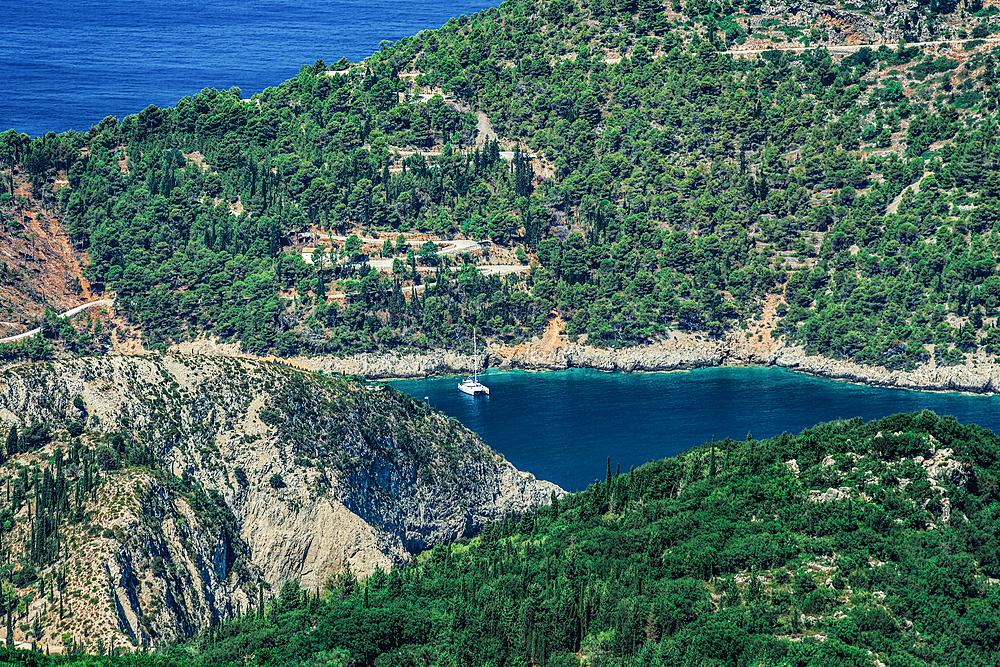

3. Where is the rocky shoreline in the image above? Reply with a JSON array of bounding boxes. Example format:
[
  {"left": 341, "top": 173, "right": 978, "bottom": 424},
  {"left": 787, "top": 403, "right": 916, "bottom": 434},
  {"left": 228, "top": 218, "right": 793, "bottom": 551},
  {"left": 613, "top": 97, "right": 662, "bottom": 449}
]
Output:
[{"left": 285, "top": 333, "right": 1000, "bottom": 396}]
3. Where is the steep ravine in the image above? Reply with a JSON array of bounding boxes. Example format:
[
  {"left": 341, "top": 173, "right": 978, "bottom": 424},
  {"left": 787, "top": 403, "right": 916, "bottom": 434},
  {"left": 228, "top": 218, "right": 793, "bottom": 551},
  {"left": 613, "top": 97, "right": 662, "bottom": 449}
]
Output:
[{"left": 0, "top": 355, "right": 560, "bottom": 651}]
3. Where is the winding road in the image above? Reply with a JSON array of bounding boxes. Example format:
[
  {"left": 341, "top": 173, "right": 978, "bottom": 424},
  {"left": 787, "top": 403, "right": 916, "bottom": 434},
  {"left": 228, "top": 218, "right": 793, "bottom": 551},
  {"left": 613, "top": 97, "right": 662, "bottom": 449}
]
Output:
[
  {"left": 0, "top": 299, "right": 114, "bottom": 344},
  {"left": 0, "top": 240, "right": 527, "bottom": 340}
]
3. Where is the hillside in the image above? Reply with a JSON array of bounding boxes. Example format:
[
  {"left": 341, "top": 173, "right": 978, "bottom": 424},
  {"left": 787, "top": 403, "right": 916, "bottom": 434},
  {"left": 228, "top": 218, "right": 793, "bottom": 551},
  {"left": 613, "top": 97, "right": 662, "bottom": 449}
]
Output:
[
  {"left": 181, "top": 411, "right": 1000, "bottom": 666},
  {"left": 4, "top": 0, "right": 1000, "bottom": 380},
  {"left": 0, "top": 168, "right": 94, "bottom": 338},
  {"left": 0, "top": 355, "right": 558, "bottom": 651},
  {"left": 192, "top": 411, "right": 1000, "bottom": 667},
  {"left": 5, "top": 411, "right": 998, "bottom": 666}
]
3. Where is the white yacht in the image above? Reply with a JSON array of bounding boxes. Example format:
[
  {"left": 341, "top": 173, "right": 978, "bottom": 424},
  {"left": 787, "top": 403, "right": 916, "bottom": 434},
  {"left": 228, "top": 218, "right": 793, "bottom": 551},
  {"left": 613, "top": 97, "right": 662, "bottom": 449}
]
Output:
[{"left": 458, "top": 329, "right": 489, "bottom": 395}]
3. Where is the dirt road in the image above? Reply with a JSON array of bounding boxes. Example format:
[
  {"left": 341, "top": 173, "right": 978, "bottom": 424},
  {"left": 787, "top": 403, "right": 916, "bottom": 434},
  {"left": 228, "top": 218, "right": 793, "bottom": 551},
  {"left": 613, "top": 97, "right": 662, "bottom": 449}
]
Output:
[{"left": 0, "top": 299, "right": 114, "bottom": 344}]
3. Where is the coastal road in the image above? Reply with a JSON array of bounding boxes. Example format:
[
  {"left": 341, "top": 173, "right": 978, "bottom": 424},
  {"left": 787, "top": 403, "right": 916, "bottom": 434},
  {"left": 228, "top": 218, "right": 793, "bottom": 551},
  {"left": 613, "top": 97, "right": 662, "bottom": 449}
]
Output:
[
  {"left": 0, "top": 299, "right": 114, "bottom": 344},
  {"left": 299, "top": 233, "right": 531, "bottom": 299},
  {"left": 478, "top": 264, "right": 530, "bottom": 277}
]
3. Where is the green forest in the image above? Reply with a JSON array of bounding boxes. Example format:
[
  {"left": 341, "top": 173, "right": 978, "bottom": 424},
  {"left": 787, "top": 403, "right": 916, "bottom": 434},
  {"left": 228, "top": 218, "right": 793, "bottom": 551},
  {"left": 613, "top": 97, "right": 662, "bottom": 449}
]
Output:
[
  {"left": 3, "top": 410, "right": 999, "bottom": 666},
  {"left": 5, "top": 1, "right": 1000, "bottom": 664},
  {"left": 3, "top": 0, "right": 1000, "bottom": 368}
]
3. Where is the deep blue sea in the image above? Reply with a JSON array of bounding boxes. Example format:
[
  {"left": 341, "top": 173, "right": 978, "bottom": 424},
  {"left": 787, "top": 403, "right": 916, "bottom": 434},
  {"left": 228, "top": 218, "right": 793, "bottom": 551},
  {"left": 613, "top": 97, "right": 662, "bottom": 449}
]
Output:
[
  {"left": 3, "top": 0, "right": 494, "bottom": 138},
  {"left": 392, "top": 367, "right": 1000, "bottom": 492}
]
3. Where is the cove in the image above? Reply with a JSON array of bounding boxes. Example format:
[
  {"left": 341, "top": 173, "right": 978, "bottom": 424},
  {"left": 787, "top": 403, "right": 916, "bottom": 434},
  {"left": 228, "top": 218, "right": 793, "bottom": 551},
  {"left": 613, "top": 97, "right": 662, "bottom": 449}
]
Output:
[{"left": 391, "top": 366, "right": 1000, "bottom": 492}]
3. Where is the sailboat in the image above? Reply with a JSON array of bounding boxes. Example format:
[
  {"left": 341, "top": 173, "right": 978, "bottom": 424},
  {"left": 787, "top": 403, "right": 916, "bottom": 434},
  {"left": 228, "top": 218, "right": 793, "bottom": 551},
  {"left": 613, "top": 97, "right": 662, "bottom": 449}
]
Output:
[{"left": 458, "top": 328, "right": 489, "bottom": 395}]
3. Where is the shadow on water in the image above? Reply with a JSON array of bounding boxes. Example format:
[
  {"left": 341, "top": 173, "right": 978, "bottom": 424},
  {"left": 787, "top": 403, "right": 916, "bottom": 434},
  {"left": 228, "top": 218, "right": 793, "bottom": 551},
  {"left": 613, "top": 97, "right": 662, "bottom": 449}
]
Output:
[{"left": 392, "top": 366, "right": 1000, "bottom": 492}]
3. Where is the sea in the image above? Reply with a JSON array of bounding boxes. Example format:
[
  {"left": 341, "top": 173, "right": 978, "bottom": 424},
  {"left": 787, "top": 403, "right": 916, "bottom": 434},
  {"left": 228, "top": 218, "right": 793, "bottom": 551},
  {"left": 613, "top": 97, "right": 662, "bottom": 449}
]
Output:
[
  {"left": 392, "top": 367, "right": 1000, "bottom": 492},
  {"left": 2, "top": 0, "right": 495, "bottom": 138}
]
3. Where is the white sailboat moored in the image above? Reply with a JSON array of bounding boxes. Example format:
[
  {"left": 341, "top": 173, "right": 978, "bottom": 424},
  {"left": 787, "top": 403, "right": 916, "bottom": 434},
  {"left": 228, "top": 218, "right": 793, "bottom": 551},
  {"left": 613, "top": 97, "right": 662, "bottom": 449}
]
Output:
[{"left": 458, "top": 328, "right": 489, "bottom": 396}]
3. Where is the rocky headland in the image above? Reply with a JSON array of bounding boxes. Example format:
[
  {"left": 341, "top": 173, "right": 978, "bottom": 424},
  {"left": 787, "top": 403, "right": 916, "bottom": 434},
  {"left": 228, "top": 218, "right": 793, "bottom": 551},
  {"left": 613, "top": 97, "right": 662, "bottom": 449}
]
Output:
[{"left": 0, "top": 355, "right": 560, "bottom": 650}]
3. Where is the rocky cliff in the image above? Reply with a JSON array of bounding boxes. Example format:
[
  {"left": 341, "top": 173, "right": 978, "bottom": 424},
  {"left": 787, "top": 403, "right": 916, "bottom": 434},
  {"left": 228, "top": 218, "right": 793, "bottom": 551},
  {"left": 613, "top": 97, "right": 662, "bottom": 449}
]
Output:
[
  {"left": 282, "top": 323, "right": 1000, "bottom": 395},
  {"left": 0, "top": 355, "right": 560, "bottom": 651},
  {"left": 753, "top": 0, "right": 972, "bottom": 46}
]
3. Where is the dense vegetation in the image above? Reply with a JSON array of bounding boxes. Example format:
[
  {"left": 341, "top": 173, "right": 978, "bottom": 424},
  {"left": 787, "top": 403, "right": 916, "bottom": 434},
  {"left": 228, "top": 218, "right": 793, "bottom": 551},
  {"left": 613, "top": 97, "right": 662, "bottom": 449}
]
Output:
[
  {"left": 3, "top": 410, "right": 999, "bottom": 665},
  {"left": 3, "top": 0, "right": 1000, "bottom": 368}
]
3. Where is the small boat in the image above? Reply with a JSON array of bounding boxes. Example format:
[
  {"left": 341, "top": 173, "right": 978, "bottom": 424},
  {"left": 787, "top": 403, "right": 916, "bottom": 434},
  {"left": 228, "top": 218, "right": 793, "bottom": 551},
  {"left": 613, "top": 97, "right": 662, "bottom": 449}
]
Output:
[{"left": 458, "top": 328, "right": 489, "bottom": 396}]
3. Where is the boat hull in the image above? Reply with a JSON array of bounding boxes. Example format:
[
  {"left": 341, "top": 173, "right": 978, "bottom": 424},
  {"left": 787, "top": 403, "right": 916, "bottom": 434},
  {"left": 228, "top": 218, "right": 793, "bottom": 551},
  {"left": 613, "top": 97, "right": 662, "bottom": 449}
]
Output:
[{"left": 458, "top": 380, "right": 489, "bottom": 395}]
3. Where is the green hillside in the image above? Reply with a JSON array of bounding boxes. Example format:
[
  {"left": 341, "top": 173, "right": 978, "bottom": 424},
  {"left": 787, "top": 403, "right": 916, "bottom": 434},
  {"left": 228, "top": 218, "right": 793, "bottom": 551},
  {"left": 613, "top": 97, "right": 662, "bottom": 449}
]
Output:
[
  {"left": 14, "top": 410, "right": 1000, "bottom": 666},
  {"left": 3, "top": 0, "right": 1000, "bottom": 368}
]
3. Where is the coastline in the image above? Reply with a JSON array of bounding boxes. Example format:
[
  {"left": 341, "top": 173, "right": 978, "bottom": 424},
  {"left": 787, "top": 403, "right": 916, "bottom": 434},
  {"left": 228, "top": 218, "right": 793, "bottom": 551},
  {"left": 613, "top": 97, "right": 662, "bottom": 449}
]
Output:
[
  {"left": 166, "top": 308, "right": 1000, "bottom": 395},
  {"left": 274, "top": 328, "right": 1000, "bottom": 396}
]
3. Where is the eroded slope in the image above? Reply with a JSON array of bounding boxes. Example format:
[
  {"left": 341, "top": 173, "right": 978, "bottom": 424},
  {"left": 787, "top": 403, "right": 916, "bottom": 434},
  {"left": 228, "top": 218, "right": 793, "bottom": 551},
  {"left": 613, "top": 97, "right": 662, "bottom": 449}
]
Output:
[{"left": 0, "top": 354, "right": 559, "bottom": 651}]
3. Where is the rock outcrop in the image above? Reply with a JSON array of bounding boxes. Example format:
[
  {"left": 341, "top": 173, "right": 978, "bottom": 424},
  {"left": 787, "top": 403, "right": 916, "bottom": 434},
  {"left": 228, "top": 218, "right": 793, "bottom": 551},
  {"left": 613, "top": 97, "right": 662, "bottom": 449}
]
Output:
[
  {"left": 770, "top": 345, "right": 1000, "bottom": 394},
  {"left": 281, "top": 328, "right": 1000, "bottom": 396},
  {"left": 756, "top": 0, "right": 937, "bottom": 45},
  {"left": 0, "top": 355, "right": 560, "bottom": 651}
]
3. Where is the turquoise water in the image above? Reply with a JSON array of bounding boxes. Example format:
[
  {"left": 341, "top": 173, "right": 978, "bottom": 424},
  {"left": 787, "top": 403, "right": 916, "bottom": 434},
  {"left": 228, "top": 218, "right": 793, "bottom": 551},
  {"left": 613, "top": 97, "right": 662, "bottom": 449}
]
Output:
[{"left": 391, "top": 367, "right": 1000, "bottom": 492}]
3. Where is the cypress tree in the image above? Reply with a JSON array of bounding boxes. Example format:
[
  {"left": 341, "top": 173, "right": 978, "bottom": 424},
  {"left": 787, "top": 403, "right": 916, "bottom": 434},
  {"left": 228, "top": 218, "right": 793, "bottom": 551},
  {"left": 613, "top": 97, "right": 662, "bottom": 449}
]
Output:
[
  {"left": 4, "top": 425, "right": 16, "bottom": 458},
  {"left": 710, "top": 436, "right": 717, "bottom": 478}
]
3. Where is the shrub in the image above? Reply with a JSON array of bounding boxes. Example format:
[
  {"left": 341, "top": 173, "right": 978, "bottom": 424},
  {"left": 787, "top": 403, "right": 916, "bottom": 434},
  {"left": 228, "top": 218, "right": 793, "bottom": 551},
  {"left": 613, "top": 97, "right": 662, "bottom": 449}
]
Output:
[
  {"left": 22, "top": 422, "right": 51, "bottom": 450},
  {"left": 260, "top": 408, "right": 282, "bottom": 426},
  {"left": 12, "top": 567, "right": 38, "bottom": 587}
]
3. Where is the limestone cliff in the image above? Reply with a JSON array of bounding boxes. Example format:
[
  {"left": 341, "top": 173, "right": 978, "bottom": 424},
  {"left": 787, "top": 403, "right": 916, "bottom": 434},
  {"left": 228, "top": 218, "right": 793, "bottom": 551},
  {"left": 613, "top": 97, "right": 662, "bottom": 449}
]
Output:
[
  {"left": 0, "top": 355, "right": 560, "bottom": 651},
  {"left": 284, "top": 320, "right": 1000, "bottom": 395}
]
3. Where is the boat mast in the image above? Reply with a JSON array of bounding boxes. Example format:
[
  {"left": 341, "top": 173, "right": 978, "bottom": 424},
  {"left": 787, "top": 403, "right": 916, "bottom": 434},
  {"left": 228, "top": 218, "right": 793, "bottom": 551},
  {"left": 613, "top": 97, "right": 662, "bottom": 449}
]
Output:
[{"left": 473, "top": 328, "right": 478, "bottom": 381}]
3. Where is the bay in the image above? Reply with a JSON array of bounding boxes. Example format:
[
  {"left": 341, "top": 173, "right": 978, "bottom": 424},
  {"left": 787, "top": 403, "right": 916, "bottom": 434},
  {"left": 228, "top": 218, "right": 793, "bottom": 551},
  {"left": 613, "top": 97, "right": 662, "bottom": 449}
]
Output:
[
  {"left": 391, "top": 367, "right": 1000, "bottom": 492},
  {"left": 12, "top": 1, "right": 1000, "bottom": 497},
  {"left": 3, "top": 0, "right": 493, "bottom": 138}
]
